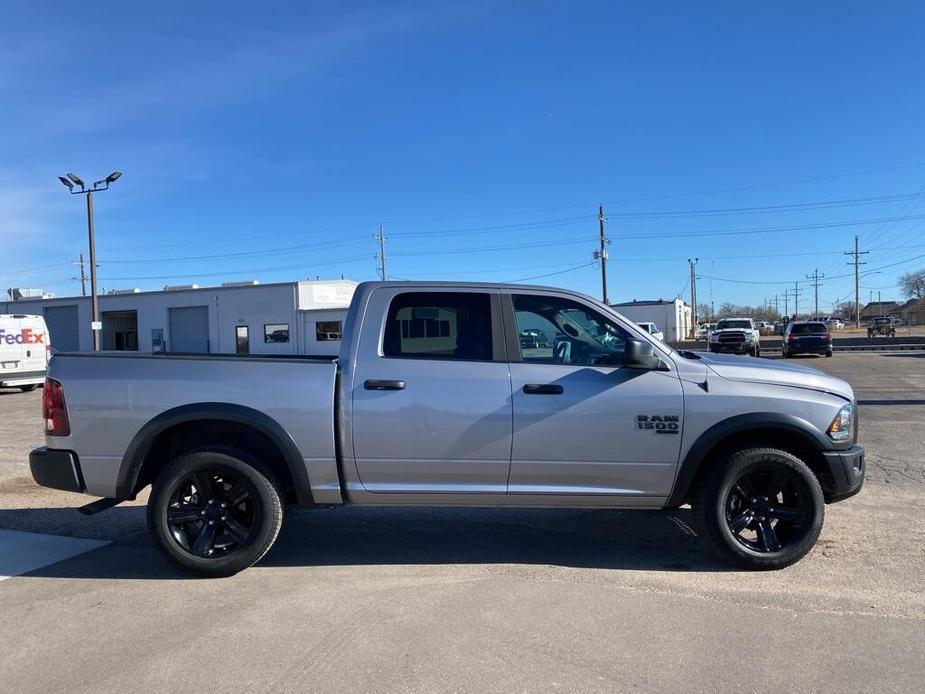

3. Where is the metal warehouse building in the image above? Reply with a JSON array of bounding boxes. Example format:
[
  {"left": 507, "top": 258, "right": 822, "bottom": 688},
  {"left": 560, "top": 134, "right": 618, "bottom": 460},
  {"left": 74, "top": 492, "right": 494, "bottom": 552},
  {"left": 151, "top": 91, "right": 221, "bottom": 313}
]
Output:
[{"left": 0, "top": 279, "right": 356, "bottom": 356}]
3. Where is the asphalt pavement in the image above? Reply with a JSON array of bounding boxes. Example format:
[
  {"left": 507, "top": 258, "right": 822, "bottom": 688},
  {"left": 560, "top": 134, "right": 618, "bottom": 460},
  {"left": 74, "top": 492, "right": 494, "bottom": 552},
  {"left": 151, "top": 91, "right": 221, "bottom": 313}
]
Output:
[{"left": 0, "top": 352, "right": 923, "bottom": 692}]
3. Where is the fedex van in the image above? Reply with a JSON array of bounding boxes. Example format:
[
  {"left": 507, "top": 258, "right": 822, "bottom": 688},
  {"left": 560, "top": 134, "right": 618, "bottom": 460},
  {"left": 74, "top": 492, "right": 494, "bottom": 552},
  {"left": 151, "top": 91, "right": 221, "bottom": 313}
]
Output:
[{"left": 0, "top": 314, "right": 51, "bottom": 392}]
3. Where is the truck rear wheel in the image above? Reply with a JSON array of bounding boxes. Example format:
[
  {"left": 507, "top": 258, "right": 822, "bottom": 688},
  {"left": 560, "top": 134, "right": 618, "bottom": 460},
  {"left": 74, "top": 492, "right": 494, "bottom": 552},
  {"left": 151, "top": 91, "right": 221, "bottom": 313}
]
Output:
[
  {"left": 19, "top": 384, "right": 38, "bottom": 392},
  {"left": 147, "top": 447, "right": 284, "bottom": 577},
  {"left": 692, "top": 447, "right": 824, "bottom": 570}
]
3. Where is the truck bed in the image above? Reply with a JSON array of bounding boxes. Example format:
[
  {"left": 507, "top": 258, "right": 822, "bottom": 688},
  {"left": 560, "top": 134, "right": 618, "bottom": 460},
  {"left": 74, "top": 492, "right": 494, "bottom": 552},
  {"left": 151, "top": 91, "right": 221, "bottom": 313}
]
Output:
[{"left": 47, "top": 352, "right": 340, "bottom": 501}]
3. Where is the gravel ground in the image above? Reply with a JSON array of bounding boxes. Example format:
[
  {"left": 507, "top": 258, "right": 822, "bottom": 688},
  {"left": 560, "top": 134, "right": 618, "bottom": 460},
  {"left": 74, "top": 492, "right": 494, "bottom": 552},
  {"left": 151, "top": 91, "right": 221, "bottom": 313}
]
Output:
[{"left": 0, "top": 352, "right": 923, "bottom": 692}]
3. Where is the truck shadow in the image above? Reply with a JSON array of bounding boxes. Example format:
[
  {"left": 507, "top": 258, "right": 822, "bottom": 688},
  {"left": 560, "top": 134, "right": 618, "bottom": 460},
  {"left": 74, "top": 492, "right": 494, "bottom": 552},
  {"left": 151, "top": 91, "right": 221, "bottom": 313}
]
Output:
[{"left": 0, "top": 504, "right": 733, "bottom": 580}]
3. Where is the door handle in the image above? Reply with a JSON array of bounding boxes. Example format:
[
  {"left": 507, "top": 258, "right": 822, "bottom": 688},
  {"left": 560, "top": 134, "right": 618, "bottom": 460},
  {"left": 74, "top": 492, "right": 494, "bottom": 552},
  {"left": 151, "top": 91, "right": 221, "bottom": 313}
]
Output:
[
  {"left": 523, "top": 383, "right": 564, "bottom": 395},
  {"left": 364, "top": 379, "right": 406, "bottom": 391}
]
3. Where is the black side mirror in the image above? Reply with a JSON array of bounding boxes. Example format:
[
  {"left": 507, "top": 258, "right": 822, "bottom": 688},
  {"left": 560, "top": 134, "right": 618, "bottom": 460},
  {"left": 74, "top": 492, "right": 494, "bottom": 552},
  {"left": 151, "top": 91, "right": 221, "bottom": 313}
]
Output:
[{"left": 624, "top": 339, "right": 661, "bottom": 370}]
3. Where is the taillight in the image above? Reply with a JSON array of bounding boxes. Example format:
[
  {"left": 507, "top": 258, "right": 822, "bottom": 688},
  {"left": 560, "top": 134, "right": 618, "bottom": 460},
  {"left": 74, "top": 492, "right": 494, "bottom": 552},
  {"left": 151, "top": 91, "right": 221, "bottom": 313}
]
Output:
[
  {"left": 788, "top": 334, "right": 798, "bottom": 341},
  {"left": 825, "top": 333, "right": 832, "bottom": 340},
  {"left": 45, "top": 343, "right": 52, "bottom": 363},
  {"left": 43, "top": 378, "right": 70, "bottom": 436}
]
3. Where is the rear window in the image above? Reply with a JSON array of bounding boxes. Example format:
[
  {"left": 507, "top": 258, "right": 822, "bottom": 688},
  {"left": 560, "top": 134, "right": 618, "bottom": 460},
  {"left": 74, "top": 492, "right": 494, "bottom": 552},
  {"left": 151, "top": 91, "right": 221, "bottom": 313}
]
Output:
[
  {"left": 383, "top": 292, "right": 494, "bottom": 361},
  {"left": 790, "top": 323, "right": 828, "bottom": 335}
]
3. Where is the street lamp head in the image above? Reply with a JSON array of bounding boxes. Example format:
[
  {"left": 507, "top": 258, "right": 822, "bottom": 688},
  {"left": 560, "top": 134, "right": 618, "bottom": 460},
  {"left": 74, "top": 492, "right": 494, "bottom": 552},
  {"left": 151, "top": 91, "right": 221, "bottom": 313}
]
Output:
[
  {"left": 105, "top": 171, "right": 122, "bottom": 184},
  {"left": 58, "top": 176, "right": 74, "bottom": 190},
  {"left": 66, "top": 173, "right": 84, "bottom": 186}
]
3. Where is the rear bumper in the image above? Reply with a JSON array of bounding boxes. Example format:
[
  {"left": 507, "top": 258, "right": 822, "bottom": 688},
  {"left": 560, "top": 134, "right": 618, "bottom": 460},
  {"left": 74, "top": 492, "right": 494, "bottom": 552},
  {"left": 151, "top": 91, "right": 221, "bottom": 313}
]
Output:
[
  {"left": 821, "top": 445, "right": 865, "bottom": 502},
  {"left": 0, "top": 369, "right": 45, "bottom": 387},
  {"left": 29, "top": 447, "right": 85, "bottom": 493},
  {"left": 785, "top": 343, "right": 832, "bottom": 355}
]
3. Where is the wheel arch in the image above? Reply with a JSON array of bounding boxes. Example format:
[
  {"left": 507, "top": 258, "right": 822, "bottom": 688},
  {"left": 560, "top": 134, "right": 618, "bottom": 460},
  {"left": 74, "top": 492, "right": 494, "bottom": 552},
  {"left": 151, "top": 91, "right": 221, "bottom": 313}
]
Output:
[
  {"left": 115, "top": 403, "right": 313, "bottom": 505},
  {"left": 667, "top": 413, "right": 832, "bottom": 507}
]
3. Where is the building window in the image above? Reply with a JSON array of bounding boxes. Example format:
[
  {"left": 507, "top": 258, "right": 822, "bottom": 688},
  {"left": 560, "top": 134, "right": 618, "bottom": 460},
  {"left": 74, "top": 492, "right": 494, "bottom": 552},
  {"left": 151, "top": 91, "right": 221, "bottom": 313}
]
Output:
[
  {"left": 236, "top": 325, "right": 249, "bottom": 354},
  {"left": 263, "top": 323, "right": 289, "bottom": 343},
  {"left": 383, "top": 292, "right": 494, "bottom": 361},
  {"left": 316, "top": 321, "right": 342, "bottom": 341}
]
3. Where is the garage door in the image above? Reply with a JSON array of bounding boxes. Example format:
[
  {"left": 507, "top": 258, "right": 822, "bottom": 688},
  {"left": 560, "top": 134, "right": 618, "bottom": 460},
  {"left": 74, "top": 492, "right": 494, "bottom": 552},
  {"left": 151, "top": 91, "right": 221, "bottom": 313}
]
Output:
[
  {"left": 43, "top": 305, "right": 80, "bottom": 352},
  {"left": 168, "top": 306, "right": 210, "bottom": 353}
]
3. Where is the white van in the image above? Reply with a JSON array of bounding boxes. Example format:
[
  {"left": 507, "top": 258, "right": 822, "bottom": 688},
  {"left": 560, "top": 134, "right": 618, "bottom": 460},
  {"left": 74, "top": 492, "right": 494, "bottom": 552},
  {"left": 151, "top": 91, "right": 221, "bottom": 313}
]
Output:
[{"left": 0, "top": 314, "right": 51, "bottom": 391}]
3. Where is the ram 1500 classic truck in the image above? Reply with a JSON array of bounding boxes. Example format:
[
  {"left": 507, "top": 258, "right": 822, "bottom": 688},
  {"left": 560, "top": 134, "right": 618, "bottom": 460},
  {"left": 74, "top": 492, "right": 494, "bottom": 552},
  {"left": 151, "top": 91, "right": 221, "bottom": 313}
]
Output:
[{"left": 29, "top": 281, "right": 864, "bottom": 576}]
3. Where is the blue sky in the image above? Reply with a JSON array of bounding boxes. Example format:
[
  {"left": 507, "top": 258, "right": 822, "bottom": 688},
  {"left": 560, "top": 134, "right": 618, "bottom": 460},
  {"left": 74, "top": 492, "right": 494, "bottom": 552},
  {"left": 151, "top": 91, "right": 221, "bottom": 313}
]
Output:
[{"left": 3, "top": 1, "right": 925, "bottom": 311}]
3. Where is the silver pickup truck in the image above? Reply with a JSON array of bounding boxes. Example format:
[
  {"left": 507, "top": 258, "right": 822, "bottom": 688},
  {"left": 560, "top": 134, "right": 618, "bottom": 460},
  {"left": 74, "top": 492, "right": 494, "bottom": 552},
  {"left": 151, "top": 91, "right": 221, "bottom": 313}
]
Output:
[{"left": 30, "top": 281, "right": 864, "bottom": 576}]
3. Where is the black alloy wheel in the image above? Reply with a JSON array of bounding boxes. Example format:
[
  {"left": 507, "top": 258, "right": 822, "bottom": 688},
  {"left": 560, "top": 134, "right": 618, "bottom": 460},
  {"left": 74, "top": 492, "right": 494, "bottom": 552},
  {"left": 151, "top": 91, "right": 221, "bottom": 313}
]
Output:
[
  {"left": 724, "top": 465, "right": 812, "bottom": 554},
  {"left": 166, "top": 468, "right": 257, "bottom": 559},
  {"left": 693, "top": 447, "right": 824, "bottom": 569},
  {"left": 148, "top": 448, "right": 284, "bottom": 577}
]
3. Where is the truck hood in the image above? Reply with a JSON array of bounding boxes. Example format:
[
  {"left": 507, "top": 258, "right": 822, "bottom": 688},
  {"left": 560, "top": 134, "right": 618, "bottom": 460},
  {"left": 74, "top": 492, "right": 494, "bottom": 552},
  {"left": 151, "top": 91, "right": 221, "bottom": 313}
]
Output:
[{"left": 698, "top": 352, "right": 854, "bottom": 400}]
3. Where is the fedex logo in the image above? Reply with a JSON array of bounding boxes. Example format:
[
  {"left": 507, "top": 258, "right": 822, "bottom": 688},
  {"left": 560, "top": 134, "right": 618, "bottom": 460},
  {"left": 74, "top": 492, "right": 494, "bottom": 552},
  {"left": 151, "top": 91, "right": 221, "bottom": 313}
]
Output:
[{"left": 0, "top": 328, "right": 45, "bottom": 345}]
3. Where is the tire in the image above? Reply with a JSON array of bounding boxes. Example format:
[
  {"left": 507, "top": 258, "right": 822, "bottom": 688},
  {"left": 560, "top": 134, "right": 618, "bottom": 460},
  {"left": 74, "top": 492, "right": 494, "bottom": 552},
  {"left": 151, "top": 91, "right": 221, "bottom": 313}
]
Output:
[
  {"left": 825, "top": 350, "right": 833, "bottom": 358},
  {"left": 783, "top": 350, "right": 792, "bottom": 359},
  {"left": 147, "top": 447, "right": 284, "bottom": 577},
  {"left": 753, "top": 346, "right": 761, "bottom": 358},
  {"left": 692, "top": 447, "right": 824, "bottom": 570},
  {"left": 19, "top": 384, "right": 38, "bottom": 392}
]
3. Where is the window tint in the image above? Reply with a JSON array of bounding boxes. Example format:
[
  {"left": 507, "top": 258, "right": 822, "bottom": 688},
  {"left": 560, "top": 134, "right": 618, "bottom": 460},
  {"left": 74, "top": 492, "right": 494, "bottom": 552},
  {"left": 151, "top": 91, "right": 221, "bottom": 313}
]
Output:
[
  {"left": 383, "top": 292, "right": 494, "bottom": 361},
  {"left": 790, "top": 323, "right": 828, "bottom": 335},
  {"left": 512, "top": 294, "right": 629, "bottom": 366}
]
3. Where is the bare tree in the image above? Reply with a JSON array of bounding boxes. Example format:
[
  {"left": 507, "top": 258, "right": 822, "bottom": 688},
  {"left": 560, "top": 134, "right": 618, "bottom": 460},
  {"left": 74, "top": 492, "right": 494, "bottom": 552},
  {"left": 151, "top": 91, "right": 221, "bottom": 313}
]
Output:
[{"left": 899, "top": 269, "right": 925, "bottom": 299}]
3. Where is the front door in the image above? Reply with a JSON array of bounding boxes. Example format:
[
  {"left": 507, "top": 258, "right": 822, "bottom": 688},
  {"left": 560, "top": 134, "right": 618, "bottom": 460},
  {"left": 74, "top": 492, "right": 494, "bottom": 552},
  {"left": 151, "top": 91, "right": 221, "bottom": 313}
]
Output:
[
  {"left": 351, "top": 288, "right": 513, "bottom": 494},
  {"left": 506, "top": 292, "right": 683, "bottom": 498}
]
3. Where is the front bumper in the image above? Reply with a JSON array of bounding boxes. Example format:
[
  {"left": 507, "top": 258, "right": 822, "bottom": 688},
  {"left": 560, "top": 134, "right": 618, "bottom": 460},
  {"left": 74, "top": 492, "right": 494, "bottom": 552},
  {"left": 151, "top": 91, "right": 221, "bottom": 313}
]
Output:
[
  {"left": 820, "top": 444, "right": 865, "bottom": 502},
  {"left": 29, "top": 447, "right": 84, "bottom": 493},
  {"left": 710, "top": 342, "right": 756, "bottom": 354}
]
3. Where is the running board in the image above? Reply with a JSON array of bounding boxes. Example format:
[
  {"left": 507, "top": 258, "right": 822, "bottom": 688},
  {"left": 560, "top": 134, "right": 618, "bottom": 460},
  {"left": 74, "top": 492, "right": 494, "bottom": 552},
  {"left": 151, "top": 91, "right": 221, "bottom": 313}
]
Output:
[{"left": 78, "top": 498, "right": 123, "bottom": 516}]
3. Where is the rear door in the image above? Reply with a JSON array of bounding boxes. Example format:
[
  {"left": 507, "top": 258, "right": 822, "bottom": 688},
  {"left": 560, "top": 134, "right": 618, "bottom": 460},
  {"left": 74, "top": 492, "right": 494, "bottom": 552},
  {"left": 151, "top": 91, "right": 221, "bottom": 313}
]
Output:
[
  {"left": 505, "top": 291, "right": 683, "bottom": 498},
  {"left": 350, "top": 287, "right": 513, "bottom": 494},
  {"left": 20, "top": 317, "right": 48, "bottom": 374}
]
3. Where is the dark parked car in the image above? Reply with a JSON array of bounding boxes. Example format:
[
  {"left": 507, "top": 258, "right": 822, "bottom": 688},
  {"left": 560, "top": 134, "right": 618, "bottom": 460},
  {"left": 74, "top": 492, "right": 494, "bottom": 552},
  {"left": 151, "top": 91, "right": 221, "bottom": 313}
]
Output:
[{"left": 783, "top": 321, "right": 833, "bottom": 358}]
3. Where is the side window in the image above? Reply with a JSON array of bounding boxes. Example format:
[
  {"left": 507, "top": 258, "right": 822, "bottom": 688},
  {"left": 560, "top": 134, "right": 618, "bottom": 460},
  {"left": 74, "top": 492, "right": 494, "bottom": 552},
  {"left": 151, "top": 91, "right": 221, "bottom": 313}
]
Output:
[
  {"left": 512, "top": 294, "right": 629, "bottom": 366},
  {"left": 383, "top": 292, "right": 494, "bottom": 361}
]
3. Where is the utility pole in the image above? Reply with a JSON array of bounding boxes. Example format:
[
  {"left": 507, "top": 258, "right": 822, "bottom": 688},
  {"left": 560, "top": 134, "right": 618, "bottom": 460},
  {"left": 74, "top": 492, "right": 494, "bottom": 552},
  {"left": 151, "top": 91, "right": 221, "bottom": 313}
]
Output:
[
  {"left": 374, "top": 225, "right": 387, "bottom": 281},
  {"left": 77, "top": 253, "right": 87, "bottom": 296},
  {"left": 595, "top": 205, "right": 609, "bottom": 304},
  {"left": 688, "top": 258, "right": 699, "bottom": 339},
  {"left": 792, "top": 281, "right": 802, "bottom": 320},
  {"left": 844, "top": 235, "right": 869, "bottom": 328},
  {"left": 806, "top": 269, "right": 824, "bottom": 319},
  {"left": 58, "top": 171, "right": 121, "bottom": 351},
  {"left": 783, "top": 288, "right": 789, "bottom": 319}
]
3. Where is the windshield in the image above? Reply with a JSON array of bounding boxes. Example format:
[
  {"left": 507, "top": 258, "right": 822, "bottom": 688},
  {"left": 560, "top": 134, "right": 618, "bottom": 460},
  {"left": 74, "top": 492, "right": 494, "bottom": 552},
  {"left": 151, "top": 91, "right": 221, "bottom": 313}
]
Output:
[{"left": 716, "top": 319, "right": 752, "bottom": 330}]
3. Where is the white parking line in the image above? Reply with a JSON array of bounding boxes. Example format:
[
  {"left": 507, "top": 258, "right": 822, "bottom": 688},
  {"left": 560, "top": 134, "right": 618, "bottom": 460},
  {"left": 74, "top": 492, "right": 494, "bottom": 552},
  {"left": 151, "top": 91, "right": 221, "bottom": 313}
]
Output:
[{"left": 0, "top": 529, "right": 109, "bottom": 581}]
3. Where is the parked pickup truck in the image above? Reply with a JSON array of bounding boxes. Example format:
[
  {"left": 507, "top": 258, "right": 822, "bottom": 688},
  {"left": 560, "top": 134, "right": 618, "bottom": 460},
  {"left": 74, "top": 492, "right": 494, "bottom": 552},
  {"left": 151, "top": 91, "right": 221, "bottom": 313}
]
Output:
[{"left": 30, "top": 282, "right": 865, "bottom": 576}]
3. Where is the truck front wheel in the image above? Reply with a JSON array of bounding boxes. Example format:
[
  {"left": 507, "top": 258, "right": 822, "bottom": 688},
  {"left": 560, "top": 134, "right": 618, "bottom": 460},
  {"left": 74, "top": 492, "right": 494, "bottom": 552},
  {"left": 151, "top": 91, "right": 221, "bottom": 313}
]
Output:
[
  {"left": 147, "top": 447, "right": 284, "bottom": 577},
  {"left": 692, "top": 448, "right": 824, "bottom": 569}
]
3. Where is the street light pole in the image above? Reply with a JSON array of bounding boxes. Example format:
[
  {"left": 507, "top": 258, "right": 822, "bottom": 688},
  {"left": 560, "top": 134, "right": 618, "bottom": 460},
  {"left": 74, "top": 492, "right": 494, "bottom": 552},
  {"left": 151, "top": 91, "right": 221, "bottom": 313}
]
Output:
[
  {"left": 86, "top": 191, "right": 100, "bottom": 351},
  {"left": 59, "top": 171, "right": 121, "bottom": 351}
]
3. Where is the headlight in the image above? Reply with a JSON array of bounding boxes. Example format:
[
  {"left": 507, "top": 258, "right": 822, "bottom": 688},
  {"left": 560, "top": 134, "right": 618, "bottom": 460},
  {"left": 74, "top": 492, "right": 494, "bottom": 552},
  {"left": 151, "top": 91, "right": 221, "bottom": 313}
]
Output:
[{"left": 827, "top": 404, "right": 853, "bottom": 442}]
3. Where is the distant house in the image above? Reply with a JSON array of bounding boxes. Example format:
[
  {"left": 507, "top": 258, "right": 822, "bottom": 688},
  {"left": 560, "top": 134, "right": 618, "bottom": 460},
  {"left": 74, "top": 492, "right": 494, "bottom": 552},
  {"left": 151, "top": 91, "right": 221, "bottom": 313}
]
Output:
[
  {"left": 897, "top": 298, "right": 925, "bottom": 325},
  {"left": 859, "top": 300, "right": 900, "bottom": 320}
]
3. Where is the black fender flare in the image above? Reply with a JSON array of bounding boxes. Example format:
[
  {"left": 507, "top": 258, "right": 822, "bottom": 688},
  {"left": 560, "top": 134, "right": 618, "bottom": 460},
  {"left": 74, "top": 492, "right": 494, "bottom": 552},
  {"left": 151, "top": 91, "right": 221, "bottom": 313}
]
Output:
[
  {"left": 666, "top": 412, "right": 831, "bottom": 507},
  {"left": 114, "top": 402, "right": 313, "bottom": 504}
]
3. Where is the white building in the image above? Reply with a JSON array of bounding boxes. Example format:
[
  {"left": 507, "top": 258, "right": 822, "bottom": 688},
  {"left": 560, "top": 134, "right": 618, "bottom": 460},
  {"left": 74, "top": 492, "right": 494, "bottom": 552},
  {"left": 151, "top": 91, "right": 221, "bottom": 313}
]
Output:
[
  {"left": 0, "top": 279, "right": 357, "bottom": 356},
  {"left": 610, "top": 299, "right": 693, "bottom": 342}
]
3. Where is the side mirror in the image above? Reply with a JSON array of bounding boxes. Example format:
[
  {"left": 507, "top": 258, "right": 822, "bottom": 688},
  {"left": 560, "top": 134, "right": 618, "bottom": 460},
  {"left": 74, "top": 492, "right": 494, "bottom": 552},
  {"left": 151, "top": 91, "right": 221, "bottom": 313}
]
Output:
[{"left": 624, "top": 339, "right": 662, "bottom": 370}]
